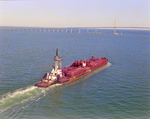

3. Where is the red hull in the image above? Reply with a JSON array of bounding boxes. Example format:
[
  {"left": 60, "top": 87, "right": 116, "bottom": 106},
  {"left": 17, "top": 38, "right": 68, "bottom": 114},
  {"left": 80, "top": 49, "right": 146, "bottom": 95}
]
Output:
[
  {"left": 35, "top": 57, "right": 108, "bottom": 88},
  {"left": 35, "top": 81, "right": 56, "bottom": 88}
]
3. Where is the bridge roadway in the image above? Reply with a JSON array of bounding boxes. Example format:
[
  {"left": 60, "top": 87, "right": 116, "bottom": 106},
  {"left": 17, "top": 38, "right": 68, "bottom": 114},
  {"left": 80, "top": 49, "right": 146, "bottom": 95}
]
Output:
[{"left": 0, "top": 27, "right": 150, "bottom": 34}]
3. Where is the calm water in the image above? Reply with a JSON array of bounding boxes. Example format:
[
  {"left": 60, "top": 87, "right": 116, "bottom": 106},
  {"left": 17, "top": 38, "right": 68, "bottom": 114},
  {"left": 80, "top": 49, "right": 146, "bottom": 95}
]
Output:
[{"left": 0, "top": 29, "right": 150, "bottom": 119}]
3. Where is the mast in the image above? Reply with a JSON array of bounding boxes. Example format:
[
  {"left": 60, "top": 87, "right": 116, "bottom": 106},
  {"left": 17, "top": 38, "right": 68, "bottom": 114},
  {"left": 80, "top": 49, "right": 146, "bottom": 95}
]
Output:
[
  {"left": 54, "top": 49, "right": 63, "bottom": 72},
  {"left": 56, "top": 49, "right": 58, "bottom": 56}
]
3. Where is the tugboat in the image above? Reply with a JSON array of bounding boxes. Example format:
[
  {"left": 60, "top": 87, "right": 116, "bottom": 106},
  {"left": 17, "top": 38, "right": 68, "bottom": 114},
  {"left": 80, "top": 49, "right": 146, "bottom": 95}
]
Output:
[{"left": 35, "top": 49, "right": 108, "bottom": 88}]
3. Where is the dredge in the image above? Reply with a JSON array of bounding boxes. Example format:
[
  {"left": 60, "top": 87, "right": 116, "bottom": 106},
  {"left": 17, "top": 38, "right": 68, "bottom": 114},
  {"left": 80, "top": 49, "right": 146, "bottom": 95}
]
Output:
[{"left": 35, "top": 49, "right": 108, "bottom": 88}]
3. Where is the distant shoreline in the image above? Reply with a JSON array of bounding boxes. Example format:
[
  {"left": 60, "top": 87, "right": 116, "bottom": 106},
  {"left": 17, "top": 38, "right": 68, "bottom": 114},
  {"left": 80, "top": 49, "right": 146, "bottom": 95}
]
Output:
[{"left": 0, "top": 26, "right": 150, "bottom": 30}]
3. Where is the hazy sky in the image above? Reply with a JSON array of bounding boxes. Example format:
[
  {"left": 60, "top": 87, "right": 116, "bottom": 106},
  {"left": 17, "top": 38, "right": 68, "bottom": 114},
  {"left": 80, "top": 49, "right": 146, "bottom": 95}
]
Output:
[{"left": 0, "top": 0, "right": 150, "bottom": 27}]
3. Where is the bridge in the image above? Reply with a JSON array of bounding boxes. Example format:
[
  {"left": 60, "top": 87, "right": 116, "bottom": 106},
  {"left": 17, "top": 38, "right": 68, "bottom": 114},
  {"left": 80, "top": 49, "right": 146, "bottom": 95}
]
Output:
[
  {"left": 1, "top": 19, "right": 150, "bottom": 34},
  {"left": 0, "top": 26, "right": 149, "bottom": 34}
]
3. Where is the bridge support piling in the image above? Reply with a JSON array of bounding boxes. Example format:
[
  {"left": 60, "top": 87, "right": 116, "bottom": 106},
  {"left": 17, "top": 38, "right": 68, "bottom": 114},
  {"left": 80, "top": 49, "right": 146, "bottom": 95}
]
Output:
[
  {"left": 78, "top": 28, "right": 81, "bottom": 33},
  {"left": 70, "top": 29, "right": 72, "bottom": 33},
  {"left": 57, "top": 28, "right": 59, "bottom": 32},
  {"left": 65, "top": 28, "right": 68, "bottom": 33}
]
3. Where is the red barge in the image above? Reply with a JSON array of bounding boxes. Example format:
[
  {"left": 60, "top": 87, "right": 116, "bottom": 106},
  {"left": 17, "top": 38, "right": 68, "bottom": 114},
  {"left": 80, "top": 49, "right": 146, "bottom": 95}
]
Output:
[{"left": 35, "top": 49, "right": 108, "bottom": 88}]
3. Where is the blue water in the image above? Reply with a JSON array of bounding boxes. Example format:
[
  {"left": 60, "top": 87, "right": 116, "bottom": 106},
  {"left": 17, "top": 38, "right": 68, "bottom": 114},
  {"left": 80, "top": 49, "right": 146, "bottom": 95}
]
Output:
[{"left": 0, "top": 29, "right": 150, "bottom": 119}]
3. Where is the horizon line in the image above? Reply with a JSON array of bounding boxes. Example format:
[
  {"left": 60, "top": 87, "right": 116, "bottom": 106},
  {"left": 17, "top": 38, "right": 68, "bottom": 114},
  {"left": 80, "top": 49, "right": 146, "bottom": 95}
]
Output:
[{"left": 0, "top": 26, "right": 150, "bottom": 30}]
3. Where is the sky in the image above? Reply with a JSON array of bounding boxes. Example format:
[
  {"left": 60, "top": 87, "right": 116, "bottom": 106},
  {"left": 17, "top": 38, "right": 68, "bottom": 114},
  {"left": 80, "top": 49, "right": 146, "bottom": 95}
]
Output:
[{"left": 0, "top": 0, "right": 150, "bottom": 27}]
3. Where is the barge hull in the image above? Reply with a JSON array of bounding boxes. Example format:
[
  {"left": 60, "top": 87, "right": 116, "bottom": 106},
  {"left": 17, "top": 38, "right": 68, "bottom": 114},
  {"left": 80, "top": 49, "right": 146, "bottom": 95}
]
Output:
[{"left": 58, "top": 62, "right": 108, "bottom": 85}]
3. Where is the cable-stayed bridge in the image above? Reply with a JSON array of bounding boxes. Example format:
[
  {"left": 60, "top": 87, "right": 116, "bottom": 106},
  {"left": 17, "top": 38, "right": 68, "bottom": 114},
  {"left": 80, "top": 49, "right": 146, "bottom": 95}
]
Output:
[
  {"left": 1, "top": 19, "right": 149, "bottom": 33},
  {"left": 0, "top": 26, "right": 150, "bottom": 34}
]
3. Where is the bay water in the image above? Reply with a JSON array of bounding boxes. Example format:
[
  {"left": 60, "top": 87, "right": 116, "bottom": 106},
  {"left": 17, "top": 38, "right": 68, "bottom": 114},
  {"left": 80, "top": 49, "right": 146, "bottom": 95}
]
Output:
[{"left": 0, "top": 29, "right": 150, "bottom": 118}]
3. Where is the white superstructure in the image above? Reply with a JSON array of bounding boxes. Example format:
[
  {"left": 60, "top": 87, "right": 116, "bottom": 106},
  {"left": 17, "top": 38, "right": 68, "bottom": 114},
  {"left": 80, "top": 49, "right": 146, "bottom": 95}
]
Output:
[{"left": 42, "top": 49, "right": 63, "bottom": 83}]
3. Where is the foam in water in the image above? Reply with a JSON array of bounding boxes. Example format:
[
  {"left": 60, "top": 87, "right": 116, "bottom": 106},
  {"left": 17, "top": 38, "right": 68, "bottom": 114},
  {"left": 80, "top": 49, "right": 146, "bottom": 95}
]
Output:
[
  {"left": 1, "top": 86, "right": 37, "bottom": 99},
  {"left": 0, "top": 84, "right": 61, "bottom": 117}
]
